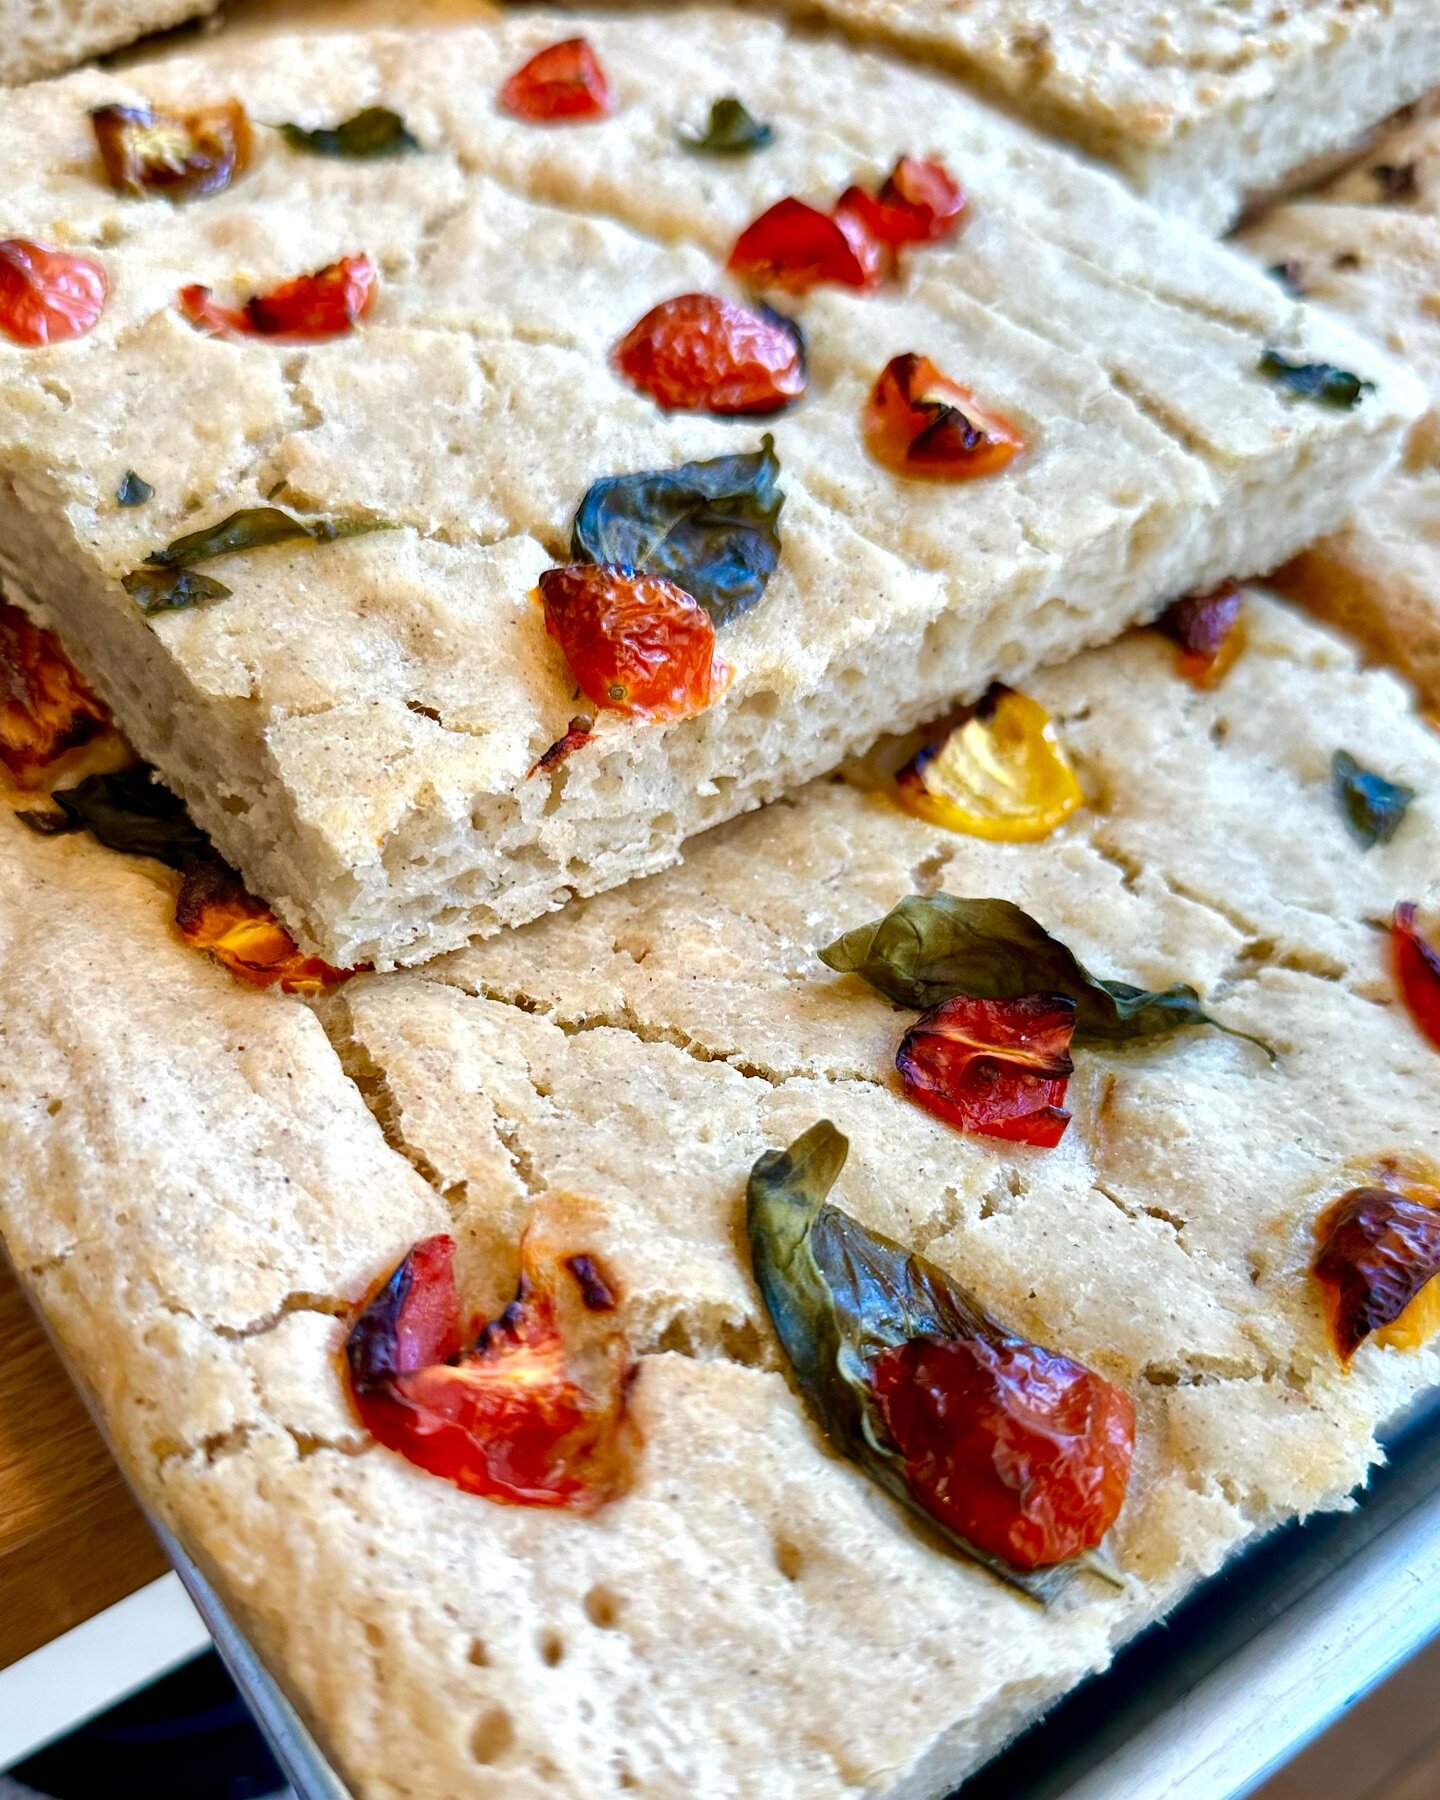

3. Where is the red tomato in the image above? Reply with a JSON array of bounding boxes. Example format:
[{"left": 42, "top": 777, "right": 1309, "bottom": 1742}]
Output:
[
  {"left": 866, "top": 353, "right": 1026, "bottom": 480},
  {"left": 539, "top": 564, "right": 731, "bottom": 722},
  {"left": 613, "top": 292, "right": 806, "bottom": 414},
  {"left": 1314, "top": 1184, "right": 1440, "bottom": 1362},
  {"left": 178, "top": 254, "right": 376, "bottom": 341},
  {"left": 0, "top": 239, "right": 108, "bottom": 347},
  {"left": 0, "top": 599, "right": 110, "bottom": 782},
  {"left": 896, "top": 991, "right": 1075, "bottom": 1147},
  {"left": 876, "top": 156, "right": 967, "bottom": 243},
  {"left": 499, "top": 38, "right": 613, "bottom": 122},
  {"left": 872, "top": 1334, "right": 1135, "bottom": 1569},
  {"left": 346, "top": 1227, "right": 635, "bottom": 1510},
  {"left": 727, "top": 197, "right": 883, "bottom": 293},
  {"left": 1395, "top": 902, "right": 1440, "bottom": 1053},
  {"left": 174, "top": 855, "right": 353, "bottom": 995}
]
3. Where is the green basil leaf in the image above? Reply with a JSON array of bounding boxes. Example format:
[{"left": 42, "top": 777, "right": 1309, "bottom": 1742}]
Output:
[
  {"left": 116, "top": 469, "right": 153, "bottom": 507},
  {"left": 679, "top": 96, "right": 774, "bottom": 155},
  {"left": 121, "top": 567, "right": 232, "bottom": 615},
  {"left": 124, "top": 508, "right": 391, "bottom": 613},
  {"left": 747, "top": 1121, "right": 1081, "bottom": 1601},
  {"left": 570, "top": 436, "right": 784, "bottom": 627},
  {"left": 279, "top": 107, "right": 420, "bottom": 158},
  {"left": 1332, "top": 749, "right": 1414, "bottom": 849},
  {"left": 18, "top": 767, "right": 210, "bottom": 869},
  {"left": 819, "top": 894, "right": 1274, "bottom": 1057},
  {"left": 1258, "top": 349, "right": 1373, "bottom": 410}
]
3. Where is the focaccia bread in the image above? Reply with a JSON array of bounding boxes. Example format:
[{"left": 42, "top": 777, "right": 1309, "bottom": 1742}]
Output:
[
  {"left": 1240, "top": 115, "right": 1440, "bottom": 711},
  {"left": 4, "top": 592, "right": 1440, "bottom": 1799},
  {"left": 0, "top": 0, "right": 219, "bottom": 84},
  {"left": 734, "top": 0, "right": 1440, "bottom": 231},
  {"left": 0, "top": 8, "right": 1422, "bottom": 969}
]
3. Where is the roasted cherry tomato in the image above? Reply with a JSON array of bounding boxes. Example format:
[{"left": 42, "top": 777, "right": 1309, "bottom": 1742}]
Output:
[
  {"left": 528, "top": 713, "right": 595, "bottom": 778},
  {"left": 873, "top": 1334, "right": 1133, "bottom": 1569},
  {"left": 178, "top": 253, "right": 376, "bottom": 341},
  {"left": 865, "top": 353, "right": 1025, "bottom": 480},
  {"left": 175, "top": 855, "right": 352, "bottom": 994},
  {"left": 499, "top": 38, "right": 613, "bottom": 122},
  {"left": 896, "top": 687, "right": 1083, "bottom": 842},
  {"left": 346, "top": 1214, "right": 636, "bottom": 1509},
  {"left": 877, "top": 156, "right": 966, "bottom": 242},
  {"left": 897, "top": 991, "right": 1076, "bottom": 1147},
  {"left": 91, "top": 100, "right": 252, "bottom": 200},
  {"left": 0, "top": 601, "right": 111, "bottom": 786},
  {"left": 1314, "top": 1182, "right": 1440, "bottom": 1363},
  {"left": 539, "top": 564, "right": 731, "bottom": 722},
  {"left": 0, "top": 239, "right": 108, "bottom": 347},
  {"left": 728, "top": 196, "right": 883, "bottom": 293},
  {"left": 1394, "top": 902, "right": 1440, "bottom": 1053},
  {"left": 1156, "top": 584, "right": 1245, "bottom": 688},
  {"left": 613, "top": 293, "right": 806, "bottom": 414}
]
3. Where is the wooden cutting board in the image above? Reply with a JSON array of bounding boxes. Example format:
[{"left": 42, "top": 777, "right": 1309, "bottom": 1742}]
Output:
[{"left": 0, "top": 1256, "right": 168, "bottom": 1670}]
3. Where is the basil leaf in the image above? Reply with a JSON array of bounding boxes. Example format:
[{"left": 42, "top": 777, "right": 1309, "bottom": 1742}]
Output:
[
  {"left": 570, "top": 436, "right": 784, "bottom": 627},
  {"left": 116, "top": 469, "right": 153, "bottom": 507},
  {"left": 820, "top": 894, "right": 1273, "bottom": 1056},
  {"left": 1332, "top": 749, "right": 1414, "bottom": 849},
  {"left": 679, "top": 96, "right": 774, "bottom": 155},
  {"left": 748, "top": 1121, "right": 1080, "bottom": 1601},
  {"left": 124, "top": 508, "right": 391, "bottom": 613},
  {"left": 122, "top": 567, "right": 232, "bottom": 615},
  {"left": 279, "top": 107, "right": 420, "bottom": 158},
  {"left": 1258, "top": 349, "right": 1373, "bottom": 410},
  {"left": 18, "top": 766, "right": 210, "bottom": 869}
]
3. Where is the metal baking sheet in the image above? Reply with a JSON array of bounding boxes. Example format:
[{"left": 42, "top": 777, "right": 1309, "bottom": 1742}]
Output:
[{"left": 169, "top": 1390, "right": 1440, "bottom": 1800}]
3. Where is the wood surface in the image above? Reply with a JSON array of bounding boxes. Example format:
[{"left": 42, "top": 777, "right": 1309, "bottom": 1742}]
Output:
[{"left": 0, "top": 1257, "right": 168, "bottom": 1670}]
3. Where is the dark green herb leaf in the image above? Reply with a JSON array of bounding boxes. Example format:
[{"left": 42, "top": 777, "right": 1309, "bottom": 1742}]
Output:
[
  {"left": 819, "top": 893, "right": 1273, "bottom": 1057},
  {"left": 116, "top": 470, "right": 153, "bottom": 507},
  {"left": 278, "top": 107, "right": 420, "bottom": 158},
  {"left": 679, "top": 96, "right": 774, "bottom": 155},
  {"left": 17, "top": 766, "right": 210, "bottom": 869},
  {"left": 124, "top": 507, "right": 391, "bottom": 613},
  {"left": 570, "top": 436, "right": 783, "bottom": 627},
  {"left": 121, "top": 567, "right": 232, "bottom": 615},
  {"left": 1332, "top": 749, "right": 1414, "bottom": 849},
  {"left": 748, "top": 1120, "right": 1083, "bottom": 1601},
  {"left": 1258, "top": 349, "right": 1373, "bottom": 410}
]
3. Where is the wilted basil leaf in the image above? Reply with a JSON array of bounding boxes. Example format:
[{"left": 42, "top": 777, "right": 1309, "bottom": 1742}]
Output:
[
  {"left": 123, "top": 507, "right": 391, "bottom": 613},
  {"left": 116, "top": 469, "right": 153, "bottom": 507},
  {"left": 570, "top": 436, "right": 783, "bottom": 627},
  {"left": 18, "top": 766, "right": 210, "bottom": 869},
  {"left": 1332, "top": 750, "right": 1414, "bottom": 849},
  {"left": 680, "top": 96, "right": 774, "bottom": 155},
  {"left": 820, "top": 893, "right": 1273, "bottom": 1057},
  {"left": 279, "top": 107, "right": 420, "bottom": 158},
  {"left": 748, "top": 1121, "right": 1089, "bottom": 1601},
  {"left": 1258, "top": 349, "right": 1373, "bottom": 410}
]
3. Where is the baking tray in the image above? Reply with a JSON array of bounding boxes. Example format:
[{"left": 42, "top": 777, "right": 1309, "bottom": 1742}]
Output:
[{"left": 161, "top": 1388, "right": 1440, "bottom": 1800}]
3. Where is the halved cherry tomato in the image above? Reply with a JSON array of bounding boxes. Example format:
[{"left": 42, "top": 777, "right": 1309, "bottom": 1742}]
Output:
[
  {"left": 872, "top": 1334, "right": 1134, "bottom": 1569},
  {"left": 499, "top": 38, "right": 613, "bottom": 122},
  {"left": 91, "top": 100, "right": 251, "bottom": 200},
  {"left": 896, "top": 991, "right": 1076, "bottom": 1147},
  {"left": 865, "top": 353, "right": 1025, "bottom": 479},
  {"left": 1314, "top": 1182, "right": 1440, "bottom": 1363},
  {"left": 539, "top": 564, "right": 731, "bottom": 722},
  {"left": 613, "top": 293, "right": 806, "bottom": 414},
  {"left": 877, "top": 156, "right": 966, "bottom": 243},
  {"left": 0, "top": 600, "right": 111, "bottom": 784},
  {"left": 1394, "top": 902, "right": 1440, "bottom": 1052},
  {"left": 0, "top": 240, "right": 108, "bottom": 347},
  {"left": 896, "top": 687, "right": 1082, "bottom": 842},
  {"left": 174, "top": 855, "right": 353, "bottom": 994},
  {"left": 346, "top": 1212, "right": 635, "bottom": 1509},
  {"left": 1157, "top": 584, "right": 1245, "bottom": 688},
  {"left": 178, "top": 253, "right": 376, "bottom": 342},
  {"left": 728, "top": 197, "right": 883, "bottom": 293}
]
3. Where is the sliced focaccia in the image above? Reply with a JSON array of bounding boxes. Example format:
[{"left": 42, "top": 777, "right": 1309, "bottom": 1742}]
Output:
[
  {"left": 4, "top": 589, "right": 1440, "bottom": 1798},
  {"left": 0, "top": 7, "right": 1421, "bottom": 969}
]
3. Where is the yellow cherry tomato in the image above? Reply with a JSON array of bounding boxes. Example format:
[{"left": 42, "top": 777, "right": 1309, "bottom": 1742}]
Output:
[{"left": 895, "top": 688, "right": 1083, "bottom": 843}]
